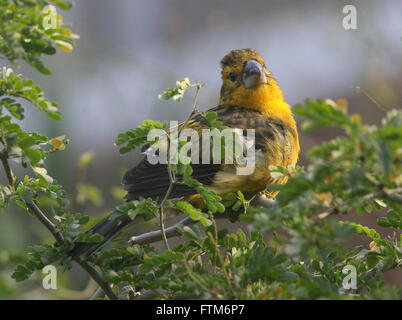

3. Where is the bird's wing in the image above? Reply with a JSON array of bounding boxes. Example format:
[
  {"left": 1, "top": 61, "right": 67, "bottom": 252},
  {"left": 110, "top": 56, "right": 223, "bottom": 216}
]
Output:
[
  {"left": 123, "top": 106, "right": 223, "bottom": 201},
  {"left": 123, "top": 105, "right": 297, "bottom": 201},
  {"left": 123, "top": 159, "right": 221, "bottom": 200}
]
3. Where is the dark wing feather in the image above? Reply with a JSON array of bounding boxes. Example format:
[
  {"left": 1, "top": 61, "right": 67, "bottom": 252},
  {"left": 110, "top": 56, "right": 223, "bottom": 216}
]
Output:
[
  {"left": 123, "top": 159, "right": 220, "bottom": 200},
  {"left": 122, "top": 104, "right": 297, "bottom": 201}
]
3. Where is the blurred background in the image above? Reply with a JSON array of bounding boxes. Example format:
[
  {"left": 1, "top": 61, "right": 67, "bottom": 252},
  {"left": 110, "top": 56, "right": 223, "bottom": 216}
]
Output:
[{"left": 0, "top": 0, "right": 401, "bottom": 298}]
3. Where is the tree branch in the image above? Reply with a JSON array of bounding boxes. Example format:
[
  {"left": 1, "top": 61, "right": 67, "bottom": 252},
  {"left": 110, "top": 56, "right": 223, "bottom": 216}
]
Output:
[
  {"left": 384, "top": 187, "right": 402, "bottom": 205},
  {"left": 26, "top": 202, "right": 64, "bottom": 244},
  {"left": 128, "top": 195, "right": 277, "bottom": 246},
  {"left": 25, "top": 194, "right": 117, "bottom": 300},
  {"left": 134, "top": 289, "right": 163, "bottom": 300},
  {"left": 129, "top": 216, "right": 195, "bottom": 245},
  {"left": 364, "top": 173, "right": 402, "bottom": 205},
  {"left": 250, "top": 196, "right": 277, "bottom": 208},
  {"left": 90, "top": 287, "right": 105, "bottom": 300},
  {"left": 0, "top": 150, "right": 15, "bottom": 185},
  {"left": 75, "top": 259, "right": 118, "bottom": 300},
  {"left": 158, "top": 164, "right": 174, "bottom": 250},
  {"left": 1, "top": 151, "right": 64, "bottom": 243},
  {"left": 155, "top": 83, "right": 204, "bottom": 251},
  {"left": 0, "top": 149, "right": 119, "bottom": 300}
]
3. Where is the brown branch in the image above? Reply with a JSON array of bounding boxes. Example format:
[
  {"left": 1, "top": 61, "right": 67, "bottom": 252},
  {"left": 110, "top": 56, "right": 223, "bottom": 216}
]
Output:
[
  {"left": 129, "top": 195, "right": 277, "bottom": 246},
  {"left": 76, "top": 259, "right": 118, "bottom": 300},
  {"left": 384, "top": 187, "right": 402, "bottom": 205},
  {"left": 156, "top": 83, "right": 204, "bottom": 250},
  {"left": 26, "top": 202, "right": 64, "bottom": 244},
  {"left": 25, "top": 193, "right": 116, "bottom": 300},
  {"left": 129, "top": 216, "right": 195, "bottom": 246},
  {"left": 158, "top": 164, "right": 174, "bottom": 250},
  {"left": 134, "top": 289, "right": 163, "bottom": 300},
  {"left": 90, "top": 287, "right": 105, "bottom": 300},
  {"left": 364, "top": 173, "right": 402, "bottom": 205},
  {"left": 1, "top": 150, "right": 65, "bottom": 243},
  {"left": 0, "top": 149, "right": 118, "bottom": 300},
  {"left": 134, "top": 289, "right": 198, "bottom": 300},
  {"left": 0, "top": 150, "right": 14, "bottom": 185},
  {"left": 250, "top": 196, "right": 277, "bottom": 208}
]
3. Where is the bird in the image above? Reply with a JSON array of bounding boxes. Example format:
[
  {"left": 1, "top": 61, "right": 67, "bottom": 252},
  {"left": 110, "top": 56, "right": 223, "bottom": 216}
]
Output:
[{"left": 69, "top": 48, "right": 299, "bottom": 259}]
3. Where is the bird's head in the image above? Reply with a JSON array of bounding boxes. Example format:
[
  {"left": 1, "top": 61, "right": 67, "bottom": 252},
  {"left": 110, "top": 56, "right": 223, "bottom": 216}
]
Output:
[{"left": 219, "top": 49, "right": 284, "bottom": 112}]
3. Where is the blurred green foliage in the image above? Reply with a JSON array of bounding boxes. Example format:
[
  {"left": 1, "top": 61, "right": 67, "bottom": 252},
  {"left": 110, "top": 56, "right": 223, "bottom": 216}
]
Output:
[{"left": 0, "top": 0, "right": 77, "bottom": 74}]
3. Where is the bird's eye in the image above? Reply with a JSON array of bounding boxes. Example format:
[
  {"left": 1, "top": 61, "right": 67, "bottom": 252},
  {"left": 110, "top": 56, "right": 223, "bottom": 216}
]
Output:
[{"left": 229, "top": 72, "right": 237, "bottom": 82}]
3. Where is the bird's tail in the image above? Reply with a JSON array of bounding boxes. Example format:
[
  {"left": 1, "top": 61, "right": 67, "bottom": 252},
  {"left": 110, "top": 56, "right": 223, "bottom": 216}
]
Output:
[{"left": 69, "top": 211, "right": 132, "bottom": 260}]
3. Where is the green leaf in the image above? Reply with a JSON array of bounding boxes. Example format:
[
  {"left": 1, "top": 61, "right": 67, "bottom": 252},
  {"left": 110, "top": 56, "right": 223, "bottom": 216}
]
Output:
[
  {"left": 76, "top": 232, "right": 104, "bottom": 243},
  {"left": 202, "top": 111, "right": 227, "bottom": 131},
  {"left": 115, "top": 120, "right": 164, "bottom": 154},
  {"left": 293, "top": 99, "right": 357, "bottom": 134},
  {"left": 340, "top": 221, "right": 381, "bottom": 241},
  {"left": 129, "top": 198, "right": 159, "bottom": 220},
  {"left": 0, "top": 68, "right": 62, "bottom": 120},
  {"left": 182, "top": 176, "right": 224, "bottom": 213},
  {"left": 158, "top": 78, "right": 194, "bottom": 101},
  {"left": 168, "top": 200, "right": 212, "bottom": 226},
  {"left": 24, "top": 149, "right": 43, "bottom": 164},
  {"left": 0, "top": 1, "right": 76, "bottom": 73}
]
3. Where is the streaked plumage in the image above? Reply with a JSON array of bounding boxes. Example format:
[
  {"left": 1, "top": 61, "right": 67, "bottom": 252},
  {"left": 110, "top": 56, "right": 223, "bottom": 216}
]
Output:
[
  {"left": 69, "top": 49, "right": 299, "bottom": 258},
  {"left": 124, "top": 104, "right": 298, "bottom": 201}
]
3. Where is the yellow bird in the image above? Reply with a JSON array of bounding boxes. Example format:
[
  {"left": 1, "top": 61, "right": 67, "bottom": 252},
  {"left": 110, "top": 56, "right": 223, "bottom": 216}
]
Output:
[{"left": 70, "top": 48, "right": 299, "bottom": 258}]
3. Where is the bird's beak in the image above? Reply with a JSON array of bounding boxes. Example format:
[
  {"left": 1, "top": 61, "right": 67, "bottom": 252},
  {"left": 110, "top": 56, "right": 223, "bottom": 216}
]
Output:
[{"left": 242, "top": 60, "right": 267, "bottom": 89}]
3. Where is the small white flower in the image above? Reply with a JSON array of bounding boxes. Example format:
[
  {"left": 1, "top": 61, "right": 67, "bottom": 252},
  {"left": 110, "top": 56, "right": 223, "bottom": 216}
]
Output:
[
  {"left": 176, "top": 77, "right": 191, "bottom": 90},
  {"left": 2, "top": 66, "right": 13, "bottom": 78}
]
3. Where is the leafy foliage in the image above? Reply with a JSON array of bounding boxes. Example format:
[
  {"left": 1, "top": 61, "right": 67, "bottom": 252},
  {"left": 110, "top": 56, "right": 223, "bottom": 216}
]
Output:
[
  {"left": 168, "top": 200, "right": 212, "bottom": 227},
  {"left": 158, "top": 77, "right": 193, "bottom": 101},
  {"left": 0, "top": 67, "right": 62, "bottom": 120},
  {"left": 0, "top": 1, "right": 96, "bottom": 289},
  {"left": 79, "top": 93, "right": 402, "bottom": 300},
  {"left": 115, "top": 120, "right": 165, "bottom": 154},
  {"left": 0, "top": 0, "right": 77, "bottom": 74},
  {"left": 0, "top": 1, "right": 401, "bottom": 300}
]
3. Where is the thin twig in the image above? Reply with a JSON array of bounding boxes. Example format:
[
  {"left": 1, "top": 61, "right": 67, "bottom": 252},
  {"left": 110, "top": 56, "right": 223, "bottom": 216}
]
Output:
[
  {"left": 129, "top": 216, "right": 194, "bottom": 245},
  {"left": 362, "top": 173, "right": 402, "bottom": 205},
  {"left": 1, "top": 151, "right": 64, "bottom": 244},
  {"left": 158, "top": 163, "right": 174, "bottom": 251},
  {"left": 127, "top": 184, "right": 402, "bottom": 301},
  {"left": 0, "top": 151, "right": 14, "bottom": 185},
  {"left": 134, "top": 289, "right": 198, "bottom": 300},
  {"left": 181, "top": 83, "right": 203, "bottom": 130},
  {"left": 356, "top": 86, "right": 388, "bottom": 112},
  {"left": 157, "top": 83, "right": 204, "bottom": 251},
  {"left": 26, "top": 199, "right": 116, "bottom": 300},
  {"left": 90, "top": 287, "right": 105, "bottom": 300},
  {"left": 250, "top": 196, "right": 277, "bottom": 208},
  {"left": 384, "top": 187, "right": 402, "bottom": 204},
  {"left": 26, "top": 202, "right": 64, "bottom": 244},
  {"left": 134, "top": 289, "right": 164, "bottom": 300},
  {"left": 129, "top": 196, "right": 277, "bottom": 246},
  {"left": 0, "top": 149, "right": 117, "bottom": 300},
  {"left": 76, "top": 259, "right": 118, "bottom": 300}
]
